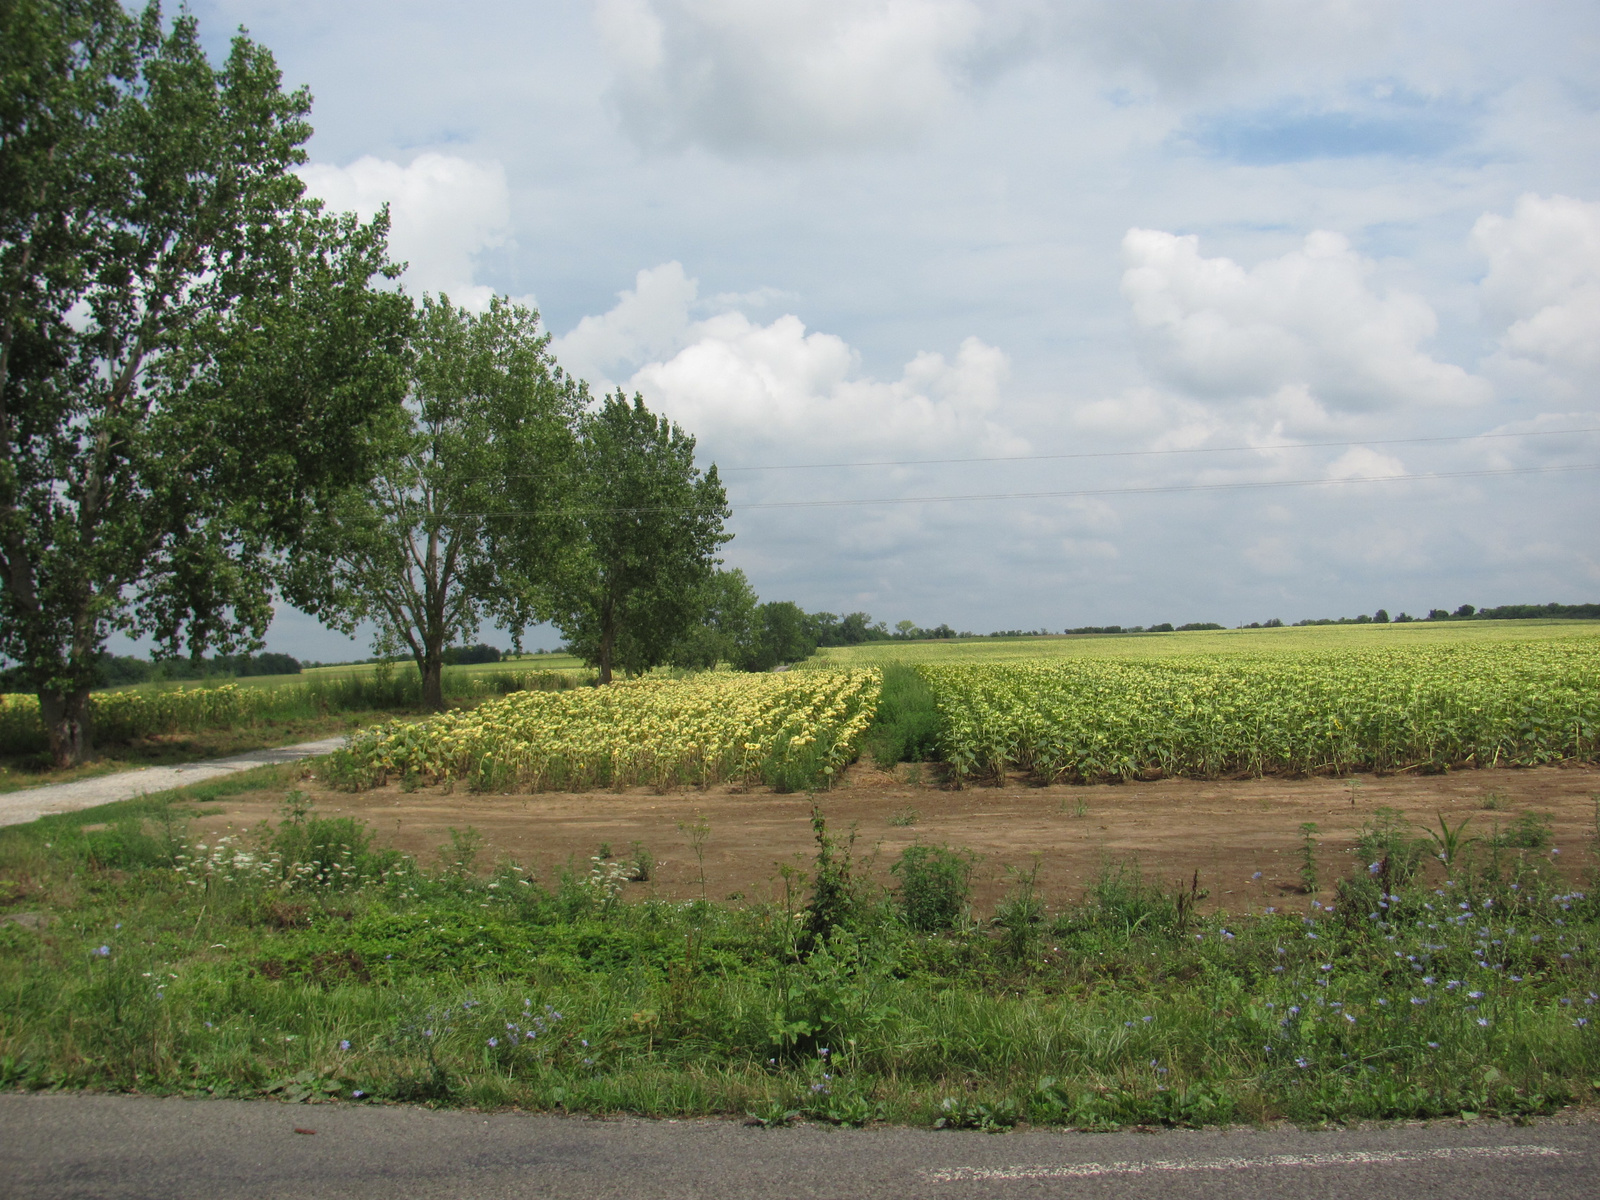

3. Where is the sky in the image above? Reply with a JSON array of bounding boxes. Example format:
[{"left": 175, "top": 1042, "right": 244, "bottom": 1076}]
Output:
[{"left": 156, "top": 0, "right": 1600, "bottom": 658}]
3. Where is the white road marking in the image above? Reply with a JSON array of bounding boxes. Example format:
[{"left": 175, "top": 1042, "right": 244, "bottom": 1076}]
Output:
[{"left": 924, "top": 1143, "right": 1566, "bottom": 1183}]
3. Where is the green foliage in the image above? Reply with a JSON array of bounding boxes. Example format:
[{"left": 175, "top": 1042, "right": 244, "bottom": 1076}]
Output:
[
  {"left": 1354, "top": 807, "right": 1428, "bottom": 885},
  {"left": 0, "top": 1, "right": 410, "bottom": 765},
  {"left": 924, "top": 641, "right": 1600, "bottom": 784},
  {"left": 551, "top": 394, "right": 730, "bottom": 684},
  {"left": 891, "top": 844, "right": 974, "bottom": 932},
  {"left": 1490, "top": 811, "right": 1554, "bottom": 850},
  {"left": 668, "top": 569, "right": 759, "bottom": 670},
  {"left": 1, "top": 791, "right": 1599, "bottom": 1127},
  {"left": 863, "top": 664, "right": 942, "bottom": 764},
  {"left": 994, "top": 861, "right": 1045, "bottom": 961},
  {"left": 742, "top": 601, "right": 816, "bottom": 671},
  {"left": 310, "top": 295, "right": 581, "bottom": 710},
  {"left": 801, "top": 808, "right": 863, "bottom": 950}
]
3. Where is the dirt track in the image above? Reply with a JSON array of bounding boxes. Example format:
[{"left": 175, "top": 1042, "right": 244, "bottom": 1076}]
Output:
[{"left": 183, "top": 763, "right": 1600, "bottom": 914}]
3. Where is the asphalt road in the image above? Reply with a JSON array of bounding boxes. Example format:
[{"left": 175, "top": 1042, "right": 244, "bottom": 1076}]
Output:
[
  {"left": 0, "top": 737, "right": 347, "bottom": 828},
  {"left": 1, "top": 1094, "right": 1593, "bottom": 1200}
]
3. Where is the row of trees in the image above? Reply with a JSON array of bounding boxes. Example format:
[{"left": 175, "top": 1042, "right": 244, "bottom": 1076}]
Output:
[{"left": 0, "top": 2, "right": 728, "bottom": 764}]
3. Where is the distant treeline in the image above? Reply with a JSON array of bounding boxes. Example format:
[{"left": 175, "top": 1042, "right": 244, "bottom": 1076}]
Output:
[{"left": 1279, "top": 602, "right": 1600, "bottom": 628}]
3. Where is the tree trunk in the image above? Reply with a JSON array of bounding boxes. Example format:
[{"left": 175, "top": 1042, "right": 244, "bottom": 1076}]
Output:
[
  {"left": 597, "top": 598, "right": 615, "bottom": 685},
  {"left": 40, "top": 689, "right": 93, "bottom": 768},
  {"left": 420, "top": 651, "right": 445, "bottom": 711}
]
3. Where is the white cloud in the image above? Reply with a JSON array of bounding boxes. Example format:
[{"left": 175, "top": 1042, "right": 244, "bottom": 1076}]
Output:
[
  {"left": 629, "top": 313, "right": 1019, "bottom": 459},
  {"left": 557, "top": 262, "right": 1023, "bottom": 463},
  {"left": 552, "top": 262, "right": 697, "bottom": 386},
  {"left": 1121, "top": 227, "right": 1492, "bottom": 416},
  {"left": 298, "top": 153, "right": 512, "bottom": 310},
  {"left": 593, "top": 0, "right": 992, "bottom": 153},
  {"left": 1474, "top": 193, "right": 1600, "bottom": 399}
]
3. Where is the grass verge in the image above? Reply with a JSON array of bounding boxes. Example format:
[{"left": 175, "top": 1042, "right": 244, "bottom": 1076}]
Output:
[{"left": 0, "top": 786, "right": 1596, "bottom": 1128}]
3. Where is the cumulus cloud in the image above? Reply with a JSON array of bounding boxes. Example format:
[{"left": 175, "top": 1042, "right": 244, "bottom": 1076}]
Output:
[
  {"left": 1121, "top": 227, "right": 1491, "bottom": 417},
  {"left": 298, "top": 153, "right": 512, "bottom": 310},
  {"left": 632, "top": 314, "right": 1017, "bottom": 459},
  {"left": 556, "top": 261, "right": 1022, "bottom": 463},
  {"left": 593, "top": 0, "right": 996, "bottom": 153},
  {"left": 553, "top": 262, "right": 698, "bottom": 386},
  {"left": 1474, "top": 193, "right": 1600, "bottom": 399}
]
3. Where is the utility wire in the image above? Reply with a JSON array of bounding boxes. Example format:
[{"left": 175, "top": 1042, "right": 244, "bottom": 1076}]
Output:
[
  {"left": 452, "top": 460, "right": 1600, "bottom": 517},
  {"left": 729, "top": 461, "right": 1600, "bottom": 509},
  {"left": 717, "top": 424, "right": 1600, "bottom": 472}
]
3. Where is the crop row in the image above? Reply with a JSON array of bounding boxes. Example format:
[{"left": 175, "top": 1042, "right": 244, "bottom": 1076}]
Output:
[
  {"left": 922, "top": 640, "right": 1600, "bottom": 782},
  {"left": 328, "top": 669, "right": 883, "bottom": 793}
]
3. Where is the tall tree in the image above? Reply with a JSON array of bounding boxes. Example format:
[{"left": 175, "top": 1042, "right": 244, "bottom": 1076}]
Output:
[
  {"left": 0, "top": 2, "right": 411, "bottom": 765},
  {"left": 313, "top": 295, "right": 581, "bottom": 710},
  {"left": 552, "top": 393, "right": 729, "bottom": 684},
  {"left": 667, "top": 566, "right": 759, "bottom": 670}
]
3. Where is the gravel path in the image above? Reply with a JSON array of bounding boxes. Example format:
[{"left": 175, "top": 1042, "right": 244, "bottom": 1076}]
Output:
[{"left": 0, "top": 737, "right": 349, "bottom": 828}]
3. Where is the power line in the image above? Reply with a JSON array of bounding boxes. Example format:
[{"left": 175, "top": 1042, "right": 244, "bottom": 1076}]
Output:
[
  {"left": 728, "top": 461, "right": 1600, "bottom": 510},
  {"left": 449, "top": 460, "right": 1599, "bottom": 516},
  {"left": 717, "top": 424, "right": 1600, "bottom": 473}
]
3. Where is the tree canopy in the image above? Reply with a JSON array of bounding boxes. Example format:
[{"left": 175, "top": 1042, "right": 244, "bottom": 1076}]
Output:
[
  {"left": 551, "top": 393, "right": 729, "bottom": 684},
  {"left": 313, "top": 295, "right": 581, "bottom": 710},
  {"left": 0, "top": 1, "right": 410, "bottom": 763}
]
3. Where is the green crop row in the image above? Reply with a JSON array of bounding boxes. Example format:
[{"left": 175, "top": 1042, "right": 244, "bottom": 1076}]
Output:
[{"left": 922, "top": 640, "right": 1600, "bottom": 783}]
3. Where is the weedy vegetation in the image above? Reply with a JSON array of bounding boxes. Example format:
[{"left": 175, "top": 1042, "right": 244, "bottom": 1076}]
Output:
[{"left": 2, "top": 784, "right": 1595, "bottom": 1129}]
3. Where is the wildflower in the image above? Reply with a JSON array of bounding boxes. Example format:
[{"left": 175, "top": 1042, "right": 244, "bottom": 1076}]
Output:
[
  {"left": 1427, "top": 1041, "right": 1440, "bottom": 1049},
  {"left": 352, "top": 1090, "right": 366, "bottom": 1098},
  {"left": 1321, "top": 964, "right": 1333, "bottom": 973},
  {"left": 1478, "top": 1018, "right": 1490, "bottom": 1027},
  {"left": 1411, "top": 997, "right": 1426, "bottom": 1006},
  {"left": 340, "top": 1040, "right": 351, "bottom": 1051},
  {"left": 94, "top": 946, "right": 110, "bottom": 957},
  {"left": 1369, "top": 862, "right": 1381, "bottom": 875},
  {"left": 1253, "top": 872, "right": 1263, "bottom": 880},
  {"left": 1576, "top": 1018, "right": 1590, "bottom": 1028},
  {"left": 1143, "top": 1015, "right": 1154, "bottom": 1023},
  {"left": 487, "top": 1038, "right": 499, "bottom": 1048},
  {"left": 1295, "top": 1057, "right": 1309, "bottom": 1068}
]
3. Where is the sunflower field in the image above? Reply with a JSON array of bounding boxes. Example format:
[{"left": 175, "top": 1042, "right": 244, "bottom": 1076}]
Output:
[
  {"left": 925, "top": 640, "right": 1600, "bottom": 783},
  {"left": 328, "top": 669, "right": 882, "bottom": 793}
]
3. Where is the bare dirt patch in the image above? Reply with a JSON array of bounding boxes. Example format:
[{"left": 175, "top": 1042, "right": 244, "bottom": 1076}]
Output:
[{"left": 189, "top": 764, "right": 1600, "bottom": 914}]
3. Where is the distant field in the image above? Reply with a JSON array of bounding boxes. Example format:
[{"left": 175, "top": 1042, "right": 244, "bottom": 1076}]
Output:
[{"left": 809, "top": 618, "right": 1600, "bottom": 667}]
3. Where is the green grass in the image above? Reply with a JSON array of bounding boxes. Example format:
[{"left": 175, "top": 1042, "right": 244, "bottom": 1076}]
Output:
[
  {"left": 810, "top": 619, "right": 1600, "bottom": 668},
  {"left": 2, "top": 785, "right": 1596, "bottom": 1127}
]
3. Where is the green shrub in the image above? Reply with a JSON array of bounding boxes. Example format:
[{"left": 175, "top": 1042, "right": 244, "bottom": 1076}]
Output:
[{"left": 891, "top": 843, "right": 975, "bottom": 931}]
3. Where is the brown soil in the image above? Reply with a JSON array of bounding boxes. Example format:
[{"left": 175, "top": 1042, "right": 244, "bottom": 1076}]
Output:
[{"left": 185, "top": 763, "right": 1600, "bottom": 915}]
